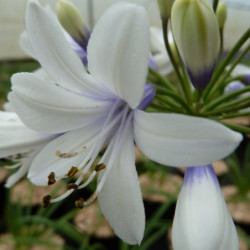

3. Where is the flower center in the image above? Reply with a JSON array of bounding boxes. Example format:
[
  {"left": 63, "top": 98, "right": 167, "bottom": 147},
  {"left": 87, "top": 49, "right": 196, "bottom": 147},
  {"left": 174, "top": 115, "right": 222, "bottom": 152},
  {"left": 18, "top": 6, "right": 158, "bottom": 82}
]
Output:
[
  {"left": 42, "top": 99, "right": 133, "bottom": 208},
  {"left": 136, "top": 84, "right": 156, "bottom": 110}
]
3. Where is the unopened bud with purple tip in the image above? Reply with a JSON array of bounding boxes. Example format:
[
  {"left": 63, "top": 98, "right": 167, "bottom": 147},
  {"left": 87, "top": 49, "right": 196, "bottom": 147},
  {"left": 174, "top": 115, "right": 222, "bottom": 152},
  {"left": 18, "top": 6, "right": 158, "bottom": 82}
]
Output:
[
  {"left": 171, "top": 0, "right": 220, "bottom": 90},
  {"left": 56, "top": 0, "right": 90, "bottom": 51},
  {"left": 225, "top": 81, "right": 244, "bottom": 94},
  {"left": 242, "top": 74, "right": 250, "bottom": 85}
]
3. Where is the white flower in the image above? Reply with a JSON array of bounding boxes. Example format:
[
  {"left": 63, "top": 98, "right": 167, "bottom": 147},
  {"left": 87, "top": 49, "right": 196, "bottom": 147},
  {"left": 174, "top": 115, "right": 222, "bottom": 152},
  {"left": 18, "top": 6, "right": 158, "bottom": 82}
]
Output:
[
  {"left": 225, "top": 64, "right": 250, "bottom": 112},
  {"left": 0, "top": 111, "right": 55, "bottom": 188},
  {"left": 172, "top": 164, "right": 239, "bottom": 250},
  {"left": 19, "top": 9, "right": 88, "bottom": 67},
  {"left": 150, "top": 27, "right": 173, "bottom": 75},
  {"left": 231, "top": 64, "right": 250, "bottom": 85},
  {"left": 9, "top": 0, "right": 242, "bottom": 245}
]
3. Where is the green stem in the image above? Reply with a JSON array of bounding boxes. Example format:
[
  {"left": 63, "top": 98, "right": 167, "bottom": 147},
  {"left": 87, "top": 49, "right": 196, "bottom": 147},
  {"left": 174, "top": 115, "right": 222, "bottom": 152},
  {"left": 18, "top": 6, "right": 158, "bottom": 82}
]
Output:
[
  {"left": 207, "top": 44, "right": 250, "bottom": 98},
  {"left": 149, "top": 67, "right": 175, "bottom": 92},
  {"left": 144, "top": 196, "right": 176, "bottom": 237},
  {"left": 162, "top": 18, "right": 183, "bottom": 85},
  {"left": 218, "top": 27, "right": 224, "bottom": 61},
  {"left": 179, "top": 61, "right": 193, "bottom": 104},
  {"left": 203, "top": 28, "right": 250, "bottom": 101},
  {"left": 157, "top": 88, "right": 194, "bottom": 114},
  {"left": 220, "top": 121, "right": 250, "bottom": 134},
  {"left": 211, "top": 112, "right": 250, "bottom": 120},
  {"left": 204, "top": 100, "right": 250, "bottom": 116},
  {"left": 150, "top": 103, "right": 184, "bottom": 113},
  {"left": 195, "top": 90, "right": 203, "bottom": 114},
  {"left": 218, "top": 96, "right": 250, "bottom": 110},
  {"left": 156, "top": 95, "right": 183, "bottom": 109},
  {"left": 204, "top": 86, "right": 250, "bottom": 111},
  {"left": 20, "top": 216, "right": 85, "bottom": 245},
  {"left": 162, "top": 18, "right": 192, "bottom": 103},
  {"left": 140, "top": 223, "right": 170, "bottom": 250},
  {"left": 222, "top": 76, "right": 245, "bottom": 87}
]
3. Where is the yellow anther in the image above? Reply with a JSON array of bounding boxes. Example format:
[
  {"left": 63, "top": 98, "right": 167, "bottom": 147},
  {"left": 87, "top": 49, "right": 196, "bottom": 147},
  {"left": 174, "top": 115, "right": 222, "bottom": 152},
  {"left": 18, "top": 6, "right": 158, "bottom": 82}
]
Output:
[
  {"left": 94, "top": 163, "right": 106, "bottom": 172},
  {"left": 42, "top": 195, "right": 51, "bottom": 208},
  {"left": 48, "top": 172, "right": 56, "bottom": 185},
  {"left": 67, "top": 166, "right": 79, "bottom": 177},
  {"left": 75, "top": 198, "right": 85, "bottom": 208}
]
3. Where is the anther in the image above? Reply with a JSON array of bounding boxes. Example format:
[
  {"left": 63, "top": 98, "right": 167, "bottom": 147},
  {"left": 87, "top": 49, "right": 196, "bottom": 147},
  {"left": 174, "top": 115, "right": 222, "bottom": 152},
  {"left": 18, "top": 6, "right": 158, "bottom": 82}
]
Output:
[
  {"left": 48, "top": 172, "right": 56, "bottom": 185},
  {"left": 94, "top": 163, "right": 106, "bottom": 172},
  {"left": 55, "top": 150, "right": 78, "bottom": 158},
  {"left": 75, "top": 198, "right": 85, "bottom": 208},
  {"left": 67, "top": 183, "right": 79, "bottom": 190},
  {"left": 42, "top": 195, "right": 51, "bottom": 208},
  {"left": 67, "top": 166, "right": 79, "bottom": 177},
  {"left": 84, "top": 191, "right": 97, "bottom": 205}
]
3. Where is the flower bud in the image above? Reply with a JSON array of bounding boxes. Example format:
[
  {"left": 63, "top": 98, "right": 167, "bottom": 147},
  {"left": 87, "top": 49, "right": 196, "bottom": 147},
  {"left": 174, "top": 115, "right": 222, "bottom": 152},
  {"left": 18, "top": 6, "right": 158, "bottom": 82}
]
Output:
[
  {"left": 242, "top": 74, "right": 250, "bottom": 85},
  {"left": 56, "top": 0, "right": 90, "bottom": 49},
  {"left": 216, "top": 2, "right": 227, "bottom": 29},
  {"left": 172, "top": 165, "right": 239, "bottom": 250},
  {"left": 225, "top": 81, "right": 244, "bottom": 94},
  {"left": 171, "top": 0, "right": 220, "bottom": 90},
  {"left": 169, "top": 42, "right": 181, "bottom": 65},
  {"left": 157, "top": 0, "right": 175, "bottom": 19}
]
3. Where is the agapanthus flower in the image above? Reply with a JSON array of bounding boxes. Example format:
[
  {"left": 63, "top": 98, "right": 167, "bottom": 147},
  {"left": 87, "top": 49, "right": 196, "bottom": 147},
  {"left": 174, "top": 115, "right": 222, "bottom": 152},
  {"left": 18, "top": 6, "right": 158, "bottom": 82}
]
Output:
[
  {"left": 171, "top": 0, "right": 220, "bottom": 90},
  {"left": 19, "top": 0, "right": 90, "bottom": 67},
  {"left": 225, "top": 64, "right": 250, "bottom": 113},
  {"left": 230, "top": 64, "right": 250, "bottom": 86},
  {"left": 172, "top": 164, "right": 239, "bottom": 250},
  {"left": 9, "top": 0, "right": 242, "bottom": 244},
  {"left": 150, "top": 27, "right": 173, "bottom": 75},
  {"left": 0, "top": 111, "right": 55, "bottom": 188}
]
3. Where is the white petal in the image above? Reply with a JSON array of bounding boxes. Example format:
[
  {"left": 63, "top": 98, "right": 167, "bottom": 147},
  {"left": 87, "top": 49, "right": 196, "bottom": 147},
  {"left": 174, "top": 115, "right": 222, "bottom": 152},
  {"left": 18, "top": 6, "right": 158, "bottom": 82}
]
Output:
[
  {"left": 10, "top": 73, "right": 111, "bottom": 133},
  {"left": 28, "top": 122, "right": 102, "bottom": 186},
  {"left": 88, "top": 2, "right": 150, "bottom": 109},
  {"left": 26, "top": 0, "right": 104, "bottom": 97},
  {"left": 19, "top": 30, "right": 36, "bottom": 59},
  {"left": 172, "top": 165, "right": 238, "bottom": 250},
  {"left": 150, "top": 27, "right": 165, "bottom": 54},
  {"left": 98, "top": 124, "right": 145, "bottom": 245},
  {"left": 33, "top": 68, "right": 51, "bottom": 81},
  {"left": 5, "top": 153, "right": 36, "bottom": 188},
  {"left": 231, "top": 63, "right": 250, "bottom": 76},
  {"left": 0, "top": 111, "right": 54, "bottom": 158},
  {"left": 133, "top": 110, "right": 242, "bottom": 167},
  {"left": 152, "top": 53, "right": 173, "bottom": 75}
]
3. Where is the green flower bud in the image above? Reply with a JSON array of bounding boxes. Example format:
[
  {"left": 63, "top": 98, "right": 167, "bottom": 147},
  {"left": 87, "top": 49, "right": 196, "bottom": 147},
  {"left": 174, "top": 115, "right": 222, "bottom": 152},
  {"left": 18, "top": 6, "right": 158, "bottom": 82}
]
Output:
[
  {"left": 56, "top": 0, "right": 89, "bottom": 49},
  {"left": 157, "top": 0, "right": 175, "bottom": 19},
  {"left": 170, "top": 42, "right": 181, "bottom": 65},
  {"left": 216, "top": 2, "right": 227, "bottom": 29},
  {"left": 171, "top": 0, "right": 220, "bottom": 90}
]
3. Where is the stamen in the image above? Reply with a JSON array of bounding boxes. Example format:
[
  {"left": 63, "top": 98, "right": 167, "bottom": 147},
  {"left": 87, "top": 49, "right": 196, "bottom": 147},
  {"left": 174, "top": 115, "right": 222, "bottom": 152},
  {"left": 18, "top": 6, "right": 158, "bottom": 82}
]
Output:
[
  {"left": 83, "top": 191, "right": 97, "bottom": 206},
  {"left": 75, "top": 198, "right": 85, "bottom": 208},
  {"left": 67, "top": 183, "right": 79, "bottom": 190},
  {"left": 48, "top": 172, "right": 56, "bottom": 185},
  {"left": 67, "top": 166, "right": 79, "bottom": 177},
  {"left": 3, "top": 162, "right": 22, "bottom": 169},
  {"left": 55, "top": 150, "right": 78, "bottom": 158},
  {"left": 42, "top": 195, "right": 51, "bottom": 208},
  {"left": 50, "top": 175, "right": 84, "bottom": 203},
  {"left": 78, "top": 171, "right": 96, "bottom": 189},
  {"left": 95, "top": 110, "right": 134, "bottom": 198},
  {"left": 47, "top": 101, "right": 131, "bottom": 207},
  {"left": 94, "top": 163, "right": 106, "bottom": 172}
]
